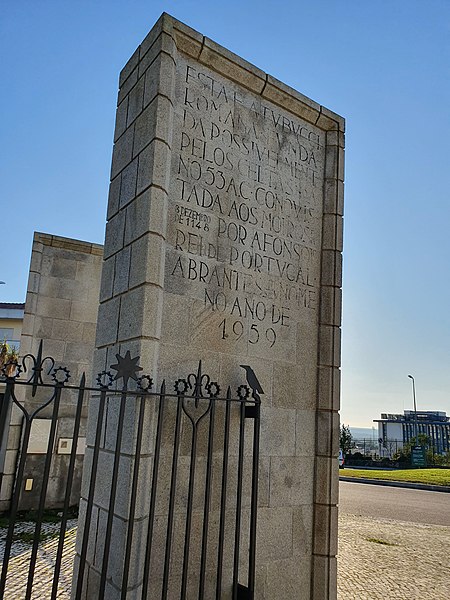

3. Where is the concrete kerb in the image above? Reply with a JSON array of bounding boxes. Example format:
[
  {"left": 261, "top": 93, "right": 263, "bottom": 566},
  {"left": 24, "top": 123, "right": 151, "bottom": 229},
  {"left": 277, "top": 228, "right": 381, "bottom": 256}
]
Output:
[{"left": 339, "top": 476, "right": 450, "bottom": 493}]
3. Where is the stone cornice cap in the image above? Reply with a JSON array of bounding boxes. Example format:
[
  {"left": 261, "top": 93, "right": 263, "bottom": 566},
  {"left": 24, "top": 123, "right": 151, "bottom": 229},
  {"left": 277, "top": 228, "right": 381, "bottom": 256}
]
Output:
[
  {"left": 120, "top": 12, "right": 345, "bottom": 133},
  {"left": 34, "top": 232, "right": 103, "bottom": 256}
]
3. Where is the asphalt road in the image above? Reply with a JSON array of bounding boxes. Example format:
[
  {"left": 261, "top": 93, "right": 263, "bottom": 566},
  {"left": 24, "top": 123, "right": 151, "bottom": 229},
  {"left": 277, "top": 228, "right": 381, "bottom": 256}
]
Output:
[{"left": 339, "top": 480, "right": 450, "bottom": 526}]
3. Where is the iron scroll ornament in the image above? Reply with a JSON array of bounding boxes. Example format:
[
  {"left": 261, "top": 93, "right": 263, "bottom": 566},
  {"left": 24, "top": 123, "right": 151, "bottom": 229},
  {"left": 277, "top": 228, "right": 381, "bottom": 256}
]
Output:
[
  {"left": 175, "top": 361, "right": 221, "bottom": 426},
  {"left": 1, "top": 345, "right": 258, "bottom": 404}
]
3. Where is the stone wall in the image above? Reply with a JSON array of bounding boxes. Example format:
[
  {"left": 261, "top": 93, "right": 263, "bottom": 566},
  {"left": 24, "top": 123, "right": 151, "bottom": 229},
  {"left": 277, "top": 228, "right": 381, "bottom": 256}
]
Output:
[
  {"left": 0, "top": 232, "right": 103, "bottom": 511},
  {"left": 20, "top": 232, "right": 103, "bottom": 379}
]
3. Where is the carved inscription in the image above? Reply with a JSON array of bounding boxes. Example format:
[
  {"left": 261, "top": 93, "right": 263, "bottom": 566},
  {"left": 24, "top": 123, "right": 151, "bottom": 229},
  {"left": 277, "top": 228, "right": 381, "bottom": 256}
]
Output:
[{"left": 167, "top": 56, "right": 325, "bottom": 351}]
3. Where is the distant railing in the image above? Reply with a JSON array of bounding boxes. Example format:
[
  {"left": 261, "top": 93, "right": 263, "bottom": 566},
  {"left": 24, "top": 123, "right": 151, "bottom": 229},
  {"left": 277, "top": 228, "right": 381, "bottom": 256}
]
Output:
[
  {"left": 347, "top": 438, "right": 450, "bottom": 464},
  {"left": 348, "top": 438, "right": 404, "bottom": 460}
]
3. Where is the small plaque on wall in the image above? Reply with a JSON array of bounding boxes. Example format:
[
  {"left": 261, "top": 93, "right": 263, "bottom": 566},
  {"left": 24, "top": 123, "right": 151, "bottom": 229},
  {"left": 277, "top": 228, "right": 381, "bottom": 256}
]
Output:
[
  {"left": 57, "top": 437, "right": 86, "bottom": 455},
  {"left": 27, "top": 419, "right": 52, "bottom": 454}
]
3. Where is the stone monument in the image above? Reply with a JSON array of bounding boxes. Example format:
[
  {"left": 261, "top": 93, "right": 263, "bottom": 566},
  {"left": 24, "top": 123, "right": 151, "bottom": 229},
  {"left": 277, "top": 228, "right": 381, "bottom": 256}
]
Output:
[{"left": 74, "top": 13, "right": 343, "bottom": 599}]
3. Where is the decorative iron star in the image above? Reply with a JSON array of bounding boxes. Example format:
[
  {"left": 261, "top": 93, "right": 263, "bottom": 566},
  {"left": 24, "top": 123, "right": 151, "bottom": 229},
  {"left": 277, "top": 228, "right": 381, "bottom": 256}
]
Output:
[{"left": 110, "top": 351, "right": 142, "bottom": 387}]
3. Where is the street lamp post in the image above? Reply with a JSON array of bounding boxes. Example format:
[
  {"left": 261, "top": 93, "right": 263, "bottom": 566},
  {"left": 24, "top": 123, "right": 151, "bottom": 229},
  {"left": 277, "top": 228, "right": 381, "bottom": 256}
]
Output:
[{"left": 408, "top": 374, "right": 419, "bottom": 443}]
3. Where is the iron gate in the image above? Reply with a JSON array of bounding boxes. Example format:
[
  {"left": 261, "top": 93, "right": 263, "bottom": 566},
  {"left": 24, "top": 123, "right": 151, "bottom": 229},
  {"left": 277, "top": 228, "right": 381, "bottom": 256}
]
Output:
[{"left": 0, "top": 342, "right": 260, "bottom": 599}]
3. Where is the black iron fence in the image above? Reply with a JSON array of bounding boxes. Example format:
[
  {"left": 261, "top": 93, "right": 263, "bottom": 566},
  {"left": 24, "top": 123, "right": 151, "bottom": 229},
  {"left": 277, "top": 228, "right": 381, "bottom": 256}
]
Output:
[
  {"left": 345, "top": 438, "right": 450, "bottom": 468},
  {"left": 349, "top": 438, "right": 403, "bottom": 459},
  {"left": 0, "top": 343, "right": 260, "bottom": 599}
]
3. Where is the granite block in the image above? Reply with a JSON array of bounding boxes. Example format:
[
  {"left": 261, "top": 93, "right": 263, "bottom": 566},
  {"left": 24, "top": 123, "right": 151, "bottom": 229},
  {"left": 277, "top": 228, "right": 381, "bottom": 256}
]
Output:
[
  {"left": 316, "top": 411, "right": 340, "bottom": 457},
  {"left": 260, "top": 408, "right": 296, "bottom": 457},
  {"left": 136, "top": 139, "right": 171, "bottom": 194},
  {"left": 129, "top": 233, "right": 164, "bottom": 288},
  {"left": 118, "top": 66, "right": 138, "bottom": 105},
  {"left": 99, "top": 255, "right": 115, "bottom": 302},
  {"left": 324, "top": 179, "right": 344, "bottom": 216},
  {"left": 200, "top": 37, "right": 266, "bottom": 93},
  {"left": 119, "top": 158, "right": 138, "bottom": 210},
  {"left": 312, "top": 555, "right": 337, "bottom": 600},
  {"left": 269, "top": 456, "right": 314, "bottom": 506},
  {"left": 103, "top": 210, "right": 125, "bottom": 259},
  {"left": 119, "top": 47, "right": 139, "bottom": 88},
  {"left": 111, "top": 127, "right": 134, "bottom": 180},
  {"left": 321, "top": 250, "right": 343, "bottom": 287},
  {"left": 124, "top": 187, "right": 168, "bottom": 245},
  {"left": 96, "top": 297, "right": 120, "bottom": 347},
  {"left": 113, "top": 96, "right": 128, "bottom": 143},
  {"left": 256, "top": 507, "right": 293, "bottom": 562},
  {"left": 117, "top": 284, "right": 163, "bottom": 342},
  {"left": 107, "top": 174, "right": 121, "bottom": 220},
  {"left": 314, "top": 456, "right": 339, "bottom": 505},
  {"left": 139, "top": 31, "right": 176, "bottom": 79},
  {"left": 113, "top": 246, "right": 131, "bottom": 296},
  {"left": 317, "top": 366, "right": 341, "bottom": 412},
  {"left": 320, "top": 286, "right": 342, "bottom": 327},
  {"left": 132, "top": 96, "right": 173, "bottom": 157},
  {"left": 36, "top": 296, "right": 71, "bottom": 320},
  {"left": 313, "top": 504, "right": 338, "bottom": 556},
  {"left": 319, "top": 325, "right": 341, "bottom": 368},
  {"left": 265, "top": 556, "right": 311, "bottom": 600},
  {"left": 322, "top": 214, "right": 343, "bottom": 252},
  {"left": 126, "top": 74, "right": 145, "bottom": 127},
  {"left": 143, "top": 51, "right": 176, "bottom": 108}
]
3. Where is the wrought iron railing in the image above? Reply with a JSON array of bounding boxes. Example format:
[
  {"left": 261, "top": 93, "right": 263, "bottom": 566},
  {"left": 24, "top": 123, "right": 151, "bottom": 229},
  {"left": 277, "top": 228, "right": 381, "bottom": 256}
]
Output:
[{"left": 0, "top": 341, "right": 261, "bottom": 599}]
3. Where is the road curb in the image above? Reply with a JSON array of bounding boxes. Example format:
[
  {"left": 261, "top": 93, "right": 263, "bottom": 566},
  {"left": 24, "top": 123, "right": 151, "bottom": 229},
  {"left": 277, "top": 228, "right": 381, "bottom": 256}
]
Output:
[{"left": 339, "top": 476, "right": 450, "bottom": 493}]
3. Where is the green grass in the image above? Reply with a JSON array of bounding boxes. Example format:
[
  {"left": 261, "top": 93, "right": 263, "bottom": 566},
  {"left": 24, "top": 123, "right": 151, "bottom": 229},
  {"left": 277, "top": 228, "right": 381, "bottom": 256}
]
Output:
[
  {"left": 340, "top": 468, "right": 450, "bottom": 486},
  {"left": 0, "top": 507, "right": 78, "bottom": 529},
  {"left": 365, "top": 537, "right": 398, "bottom": 547},
  {"left": 12, "top": 530, "right": 59, "bottom": 544},
  {"left": 0, "top": 516, "right": 10, "bottom": 528}
]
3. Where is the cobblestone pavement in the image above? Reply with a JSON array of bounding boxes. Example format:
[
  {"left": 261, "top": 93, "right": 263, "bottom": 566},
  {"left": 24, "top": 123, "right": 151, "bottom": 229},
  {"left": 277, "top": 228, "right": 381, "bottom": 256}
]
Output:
[
  {"left": 0, "top": 520, "right": 76, "bottom": 599},
  {"left": 338, "top": 513, "right": 450, "bottom": 599},
  {"left": 1, "top": 515, "right": 449, "bottom": 598}
]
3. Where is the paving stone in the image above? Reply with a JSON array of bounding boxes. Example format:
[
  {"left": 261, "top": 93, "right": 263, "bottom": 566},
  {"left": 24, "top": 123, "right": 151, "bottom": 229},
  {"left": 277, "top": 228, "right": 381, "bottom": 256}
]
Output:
[
  {"left": 1, "top": 511, "right": 448, "bottom": 598},
  {"left": 0, "top": 520, "right": 77, "bottom": 599},
  {"left": 337, "top": 513, "right": 450, "bottom": 600}
]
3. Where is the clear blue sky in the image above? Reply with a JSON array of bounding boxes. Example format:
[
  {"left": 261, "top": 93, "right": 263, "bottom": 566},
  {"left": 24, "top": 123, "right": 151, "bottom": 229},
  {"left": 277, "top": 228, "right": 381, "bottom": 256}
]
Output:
[{"left": 1, "top": 1, "right": 449, "bottom": 426}]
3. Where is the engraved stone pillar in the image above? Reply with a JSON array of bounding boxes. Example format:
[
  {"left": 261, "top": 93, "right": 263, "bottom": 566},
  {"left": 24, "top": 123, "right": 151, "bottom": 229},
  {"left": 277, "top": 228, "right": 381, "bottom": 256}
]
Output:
[{"left": 74, "top": 13, "right": 344, "bottom": 600}]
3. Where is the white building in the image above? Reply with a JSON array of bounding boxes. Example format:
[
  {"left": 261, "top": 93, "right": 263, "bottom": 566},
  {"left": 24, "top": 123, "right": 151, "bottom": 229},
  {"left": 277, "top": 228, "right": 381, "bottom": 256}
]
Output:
[
  {"left": 374, "top": 410, "right": 450, "bottom": 455},
  {"left": 0, "top": 302, "right": 24, "bottom": 351}
]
